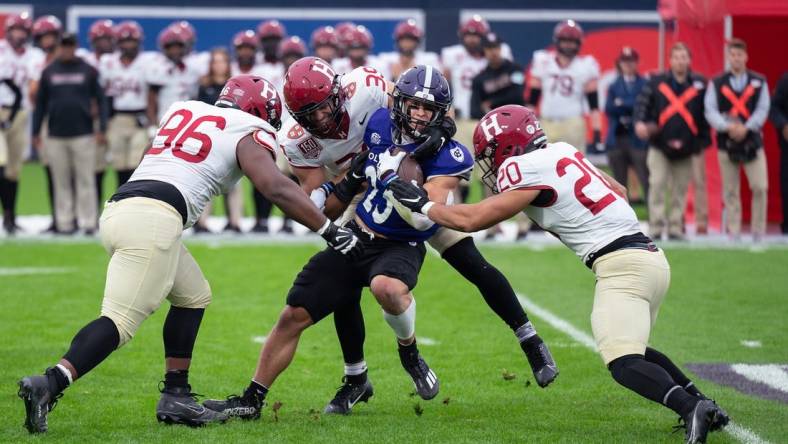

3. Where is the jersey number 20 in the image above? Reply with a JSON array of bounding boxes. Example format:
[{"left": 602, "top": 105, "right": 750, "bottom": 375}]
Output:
[{"left": 148, "top": 109, "right": 227, "bottom": 163}]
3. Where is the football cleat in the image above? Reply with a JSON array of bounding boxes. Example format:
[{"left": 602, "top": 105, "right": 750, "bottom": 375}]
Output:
[
  {"left": 521, "top": 336, "right": 559, "bottom": 388},
  {"left": 399, "top": 346, "right": 439, "bottom": 400},
  {"left": 707, "top": 399, "right": 730, "bottom": 431},
  {"left": 203, "top": 393, "right": 264, "bottom": 420},
  {"left": 678, "top": 399, "right": 722, "bottom": 444},
  {"left": 156, "top": 385, "right": 228, "bottom": 427},
  {"left": 324, "top": 376, "right": 374, "bottom": 415},
  {"left": 18, "top": 373, "right": 62, "bottom": 434}
]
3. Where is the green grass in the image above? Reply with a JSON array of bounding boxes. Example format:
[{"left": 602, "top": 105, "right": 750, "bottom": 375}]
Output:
[{"left": 0, "top": 240, "right": 785, "bottom": 443}]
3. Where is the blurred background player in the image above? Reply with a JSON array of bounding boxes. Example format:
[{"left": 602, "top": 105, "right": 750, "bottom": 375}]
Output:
[
  {"left": 604, "top": 46, "right": 649, "bottom": 203},
  {"left": 527, "top": 20, "right": 601, "bottom": 155},
  {"left": 771, "top": 71, "right": 788, "bottom": 234},
  {"left": 231, "top": 30, "right": 261, "bottom": 75},
  {"left": 147, "top": 25, "right": 201, "bottom": 128},
  {"left": 310, "top": 25, "right": 339, "bottom": 65},
  {"left": 332, "top": 25, "right": 387, "bottom": 78},
  {"left": 334, "top": 21, "right": 357, "bottom": 59},
  {"left": 100, "top": 20, "right": 154, "bottom": 188},
  {"left": 280, "top": 36, "right": 307, "bottom": 70},
  {"left": 171, "top": 21, "right": 210, "bottom": 77},
  {"left": 378, "top": 19, "right": 441, "bottom": 81},
  {"left": 635, "top": 42, "right": 709, "bottom": 241},
  {"left": 0, "top": 12, "right": 40, "bottom": 234}
]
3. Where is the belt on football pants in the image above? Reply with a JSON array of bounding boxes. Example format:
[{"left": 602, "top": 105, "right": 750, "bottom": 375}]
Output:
[{"left": 585, "top": 241, "right": 658, "bottom": 269}]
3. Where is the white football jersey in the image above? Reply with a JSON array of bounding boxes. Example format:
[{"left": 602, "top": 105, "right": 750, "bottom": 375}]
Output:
[
  {"left": 147, "top": 55, "right": 202, "bottom": 120},
  {"left": 280, "top": 66, "right": 388, "bottom": 177},
  {"left": 76, "top": 48, "right": 103, "bottom": 68},
  {"left": 441, "top": 43, "right": 512, "bottom": 119},
  {"left": 130, "top": 100, "right": 278, "bottom": 227},
  {"left": 100, "top": 51, "right": 158, "bottom": 111},
  {"left": 375, "top": 50, "right": 442, "bottom": 80},
  {"left": 0, "top": 41, "right": 45, "bottom": 108},
  {"left": 255, "top": 61, "right": 285, "bottom": 96},
  {"left": 529, "top": 50, "right": 600, "bottom": 120},
  {"left": 496, "top": 142, "right": 640, "bottom": 263},
  {"left": 332, "top": 56, "right": 390, "bottom": 82},
  {"left": 185, "top": 51, "right": 211, "bottom": 77}
]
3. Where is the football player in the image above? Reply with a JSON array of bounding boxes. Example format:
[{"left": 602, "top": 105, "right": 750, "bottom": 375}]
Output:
[
  {"left": 100, "top": 21, "right": 156, "bottom": 187},
  {"left": 527, "top": 20, "right": 602, "bottom": 153},
  {"left": 385, "top": 105, "right": 730, "bottom": 444},
  {"left": 332, "top": 25, "right": 388, "bottom": 79},
  {"left": 170, "top": 20, "right": 210, "bottom": 77},
  {"left": 76, "top": 19, "right": 115, "bottom": 68},
  {"left": 280, "top": 36, "right": 307, "bottom": 71},
  {"left": 231, "top": 30, "right": 260, "bottom": 76},
  {"left": 377, "top": 19, "right": 442, "bottom": 81},
  {"left": 202, "top": 61, "right": 556, "bottom": 418},
  {"left": 310, "top": 25, "right": 339, "bottom": 64},
  {"left": 147, "top": 26, "right": 202, "bottom": 126},
  {"left": 17, "top": 74, "right": 364, "bottom": 433}
]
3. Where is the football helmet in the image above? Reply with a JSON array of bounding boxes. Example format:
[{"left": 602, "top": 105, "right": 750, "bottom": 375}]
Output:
[
  {"left": 283, "top": 56, "right": 346, "bottom": 138},
  {"left": 310, "top": 26, "right": 338, "bottom": 49},
  {"left": 553, "top": 20, "right": 583, "bottom": 57},
  {"left": 216, "top": 75, "right": 283, "bottom": 130},
  {"left": 32, "top": 15, "right": 62, "bottom": 38},
  {"left": 391, "top": 65, "right": 452, "bottom": 142}
]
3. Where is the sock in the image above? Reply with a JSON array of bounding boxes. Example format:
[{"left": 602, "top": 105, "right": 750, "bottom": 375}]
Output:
[
  {"left": 383, "top": 298, "right": 416, "bottom": 341},
  {"left": 334, "top": 298, "right": 365, "bottom": 365},
  {"left": 0, "top": 169, "right": 9, "bottom": 210},
  {"left": 62, "top": 316, "right": 120, "bottom": 378},
  {"left": 45, "top": 167, "right": 55, "bottom": 217},
  {"left": 253, "top": 188, "right": 273, "bottom": 219},
  {"left": 441, "top": 237, "right": 529, "bottom": 330},
  {"left": 398, "top": 338, "right": 419, "bottom": 365},
  {"left": 608, "top": 354, "right": 699, "bottom": 417},
  {"left": 45, "top": 365, "right": 71, "bottom": 396},
  {"left": 515, "top": 322, "right": 537, "bottom": 343},
  {"left": 645, "top": 347, "right": 705, "bottom": 398},
  {"left": 344, "top": 362, "right": 368, "bottom": 384},
  {"left": 164, "top": 369, "right": 189, "bottom": 390},
  {"left": 245, "top": 380, "right": 269, "bottom": 403},
  {"left": 163, "top": 306, "right": 205, "bottom": 359},
  {"left": 7, "top": 178, "right": 17, "bottom": 214}
]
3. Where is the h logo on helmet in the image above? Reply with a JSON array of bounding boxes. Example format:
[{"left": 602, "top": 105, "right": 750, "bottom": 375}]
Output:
[
  {"left": 311, "top": 59, "right": 335, "bottom": 80},
  {"left": 259, "top": 80, "right": 276, "bottom": 100},
  {"left": 480, "top": 113, "right": 503, "bottom": 142}
]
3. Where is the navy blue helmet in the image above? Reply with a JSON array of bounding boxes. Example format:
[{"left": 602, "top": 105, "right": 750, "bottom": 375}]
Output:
[{"left": 391, "top": 65, "right": 452, "bottom": 141}]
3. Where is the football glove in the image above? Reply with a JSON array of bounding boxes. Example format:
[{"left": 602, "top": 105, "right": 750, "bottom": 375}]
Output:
[
  {"left": 334, "top": 151, "right": 369, "bottom": 204},
  {"left": 318, "top": 220, "right": 364, "bottom": 260},
  {"left": 410, "top": 116, "right": 456, "bottom": 161},
  {"left": 387, "top": 178, "right": 433, "bottom": 214},
  {"left": 377, "top": 149, "right": 406, "bottom": 187}
]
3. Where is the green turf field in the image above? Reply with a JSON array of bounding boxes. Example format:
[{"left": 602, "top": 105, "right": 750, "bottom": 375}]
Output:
[{"left": 0, "top": 240, "right": 785, "bottom": 443}]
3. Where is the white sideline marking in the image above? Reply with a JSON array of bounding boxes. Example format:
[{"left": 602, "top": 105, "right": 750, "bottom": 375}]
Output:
[
  {"left": 740, "top": 340, "right": 762, "bottom": 348},
  {"left": 731, "top": 364, "right": 788, "bottom": 394},
  {"left": 252, "top": 336, "right": 267, "bottom": 344},
  {"left": 0, "top": 267, "right": 76, "bottom": 276},
  {"left": 513, "top": 292, "right": 770, "bottom": 444},
  {"left": 418, "top": 337, "right": 439, "bottom": 346}
]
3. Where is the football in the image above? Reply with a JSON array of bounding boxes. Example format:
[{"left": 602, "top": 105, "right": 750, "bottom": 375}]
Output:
[{"left": 393, "top": 148, "right": 424, "bottom": 186}]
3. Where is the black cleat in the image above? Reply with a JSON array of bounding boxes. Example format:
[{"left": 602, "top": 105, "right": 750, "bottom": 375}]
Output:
[
  {"left": 679, "top": 399, "right": 722, "bottom": 444},
  {"left": 707, "top": 399, "right": 730, "bottom": 431},
  {"left": 156, "top": 385, "right": 228, "bottom": 427},
  {"left": 203, "top": 393, "right": 264, "bottom": 420},
  {"left": 399, "top": 345, "right": 439, "bottom": 400},
  {"left": 251, "top": 221, "right": 269, "bottom": 234},
  {"left": 18, "top": 374, "right": 61, "bottom": 434},
  {"left": 279, "top": 222, "right": 294, "bottom": 235},
  {"left": 521, "top": 336, "right": 559, "bottom": 388},
  {"left": 324, "top": 376, "right": 374, "bottom": 415}
]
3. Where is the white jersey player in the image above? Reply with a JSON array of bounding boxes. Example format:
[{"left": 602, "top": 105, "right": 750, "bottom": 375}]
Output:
[
  {"left": 148, "top": 27, "right": 202, "bottom": 122},
  {"left": 385, "top": 104, "right": 731, "bottom": 444},
  {"left": 377, "top": 19, "right": 441, "bottom": 81},
  {"left": 16, "top": 74, "right": 363, "bottom": 435},
  {"left": 527, "top": 20, "right": 601, "bottom": 152}
]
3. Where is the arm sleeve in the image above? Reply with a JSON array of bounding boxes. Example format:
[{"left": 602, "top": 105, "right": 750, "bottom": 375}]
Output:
[
  {"left": 633, "top": 79, "right": 655, "bottom": 123},
  {"left": 423, "top": 142, "right": 474, "bottom": 181},
  {"left": 604, "top": 82, "right": 618, "bottom": 116},
  {"left": 745, "top": 82, "right": 770, "bottom": 131},
  {"left": 704, "top": 82, "right": 729, "bottom": 132}
]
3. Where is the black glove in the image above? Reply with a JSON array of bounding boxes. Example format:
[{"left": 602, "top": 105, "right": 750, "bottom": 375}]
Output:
[
  {"left": 410, "top": 116, "right": 456, "bottom": 161},
  {"left": 334, "top": 150, "right": 369, "bottom": 204},
  {"left": 388, "top": 178, "right": 431, "bottom": 213},
  {"left": 318, "top": 221, "right": 364, "bottom": 260}
]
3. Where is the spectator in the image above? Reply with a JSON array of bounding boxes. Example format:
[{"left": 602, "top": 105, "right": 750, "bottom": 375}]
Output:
[
  {"left": 705, "top": 38, "right": 770, "bottom": 241},
  {"left": 194, "top": 47, "right": 243, "bottom": 234},
  {"left": 527, "top": 20, "right": 601, "bottom": 154},
  {"left": 604, "top": 46, "right": 649, "bottom": 202},
  {"left": 310, "top": 26, "right": 339, "bottom": 65},
  {"left": 770, "top": 71, "right": 788, "bottom": 234},
  {"left": 635, "top": 42, "right": 709, "bottom": 241},
  {"left": 32, "top": 32, "right": 107, "bottom": 235}
]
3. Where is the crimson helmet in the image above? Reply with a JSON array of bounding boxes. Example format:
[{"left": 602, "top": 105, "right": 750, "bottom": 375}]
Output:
[
  {"left": 89, "top": 19, "right": 115, "bottom": 42},
  {"left": 32, "top": 15, "right": 62, "bottom": 38},
  {"left": 335, "top": 21, "right": 357, "bottom": 49},
  {"left": 283, "top": 56, "right": 346, "bottom": 138},
  {"left": 553, "top": 19, "right": 583, "bottom": 43},
  {"left": 473, "top": 105, "right": 547, "bottom": 192},
  {"left": 115, "top": 21, "right": 143, "bottom": 41},
  {"left": 310, "top": 25, "right": 338, "bottom": 49},
  {"left": 347, "top": 25, "right": 373, "bottom": 50},
  {"left": 233, "top": 30, "right": 258, "bottom": 49},
  {"left": 216, "top": 75, "right": 283, "bottom": 130},
  {"left": 458, "top": 15, "right": 490, "bottom": 37},
  {"left": 257, "top": 20, "right": 286, "bottom": 40},
  {"left": 5, "top": 12, "right": 33, "bottom": 34},
  {"left": 170, "top": 21, "right": 195, "bottom": 44},
  {"left": 280, "top": 36, "right": 306, "bottom": 58},
  {"left": 158, "top": 26, "right": 187, "bottom": 49},
  {"left": 394, "top": 19, "right": 423, "bottom": 41}
]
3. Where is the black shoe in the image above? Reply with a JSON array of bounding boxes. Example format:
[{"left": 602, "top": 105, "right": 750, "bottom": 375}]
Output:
[
  {"left": 324, "top": 376, "right": 374, "bottom": 415},
  {"left": 521, "top": 336, "right": 559, "bottom": 388},
  {"left": 399, "top": 344, "right": 439, "bottom": 400},
  {"left": 4, "top": 211, "right": 20, "bottom": 235},
  {"left": 203, "top": 393, "right": 264, "bottom": 420},
  {"left": 156, "top": 385, "right": 228, "bottom": 427},
  {"left": 18, "top": 373, "right": 62, "bottom": 434},
  {"left": 251, "top": 220, "right": 269, "bottom": 234},
  {"left": 279, "top": 222, "right": 294, "bottom": 235},
  {"left": 677, "top": 399, "right": 721, "bottom": 444},
  {"left": 192, "top": 223, "right": 211, "bottom": 234},
  {"left": 706, "top": 399, "right": 730, "bottom": 431},
  {"left": 223, "top": 222, "right": 242, "bottom": 233},
  {"left": 516, "top": 230, "right": 528, "bottom": 241}
]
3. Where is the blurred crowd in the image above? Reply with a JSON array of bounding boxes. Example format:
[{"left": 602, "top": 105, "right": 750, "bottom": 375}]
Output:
[{"left": 1, "top": 12, "right": 787, "bottom": 241}]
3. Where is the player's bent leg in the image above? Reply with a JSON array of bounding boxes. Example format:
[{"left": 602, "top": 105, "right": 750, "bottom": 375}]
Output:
[{"left": 437, "top": 235, "right": 558, "bottom": 388}]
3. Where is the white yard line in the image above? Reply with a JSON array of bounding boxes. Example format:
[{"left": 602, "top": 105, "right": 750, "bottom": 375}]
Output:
[
  {"left": 514, "top": 291, "right": 770, "bottom": 444},
  {"left": 0, "top": 267, "right": 76, "bottom": 276}
]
